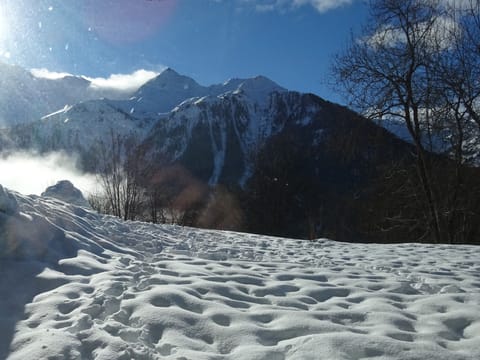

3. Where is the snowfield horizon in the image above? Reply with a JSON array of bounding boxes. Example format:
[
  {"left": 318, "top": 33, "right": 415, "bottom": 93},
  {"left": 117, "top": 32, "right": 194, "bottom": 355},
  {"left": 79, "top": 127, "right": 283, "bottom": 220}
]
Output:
[{"left": 0, "top": 181, "right": 479, "bottom": 359}]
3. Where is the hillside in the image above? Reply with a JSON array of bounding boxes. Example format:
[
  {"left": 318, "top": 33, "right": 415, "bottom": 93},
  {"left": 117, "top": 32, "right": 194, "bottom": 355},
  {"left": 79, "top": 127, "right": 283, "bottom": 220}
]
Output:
[{"left": 1, "top": 183, "right": 479, "bottom": 359}]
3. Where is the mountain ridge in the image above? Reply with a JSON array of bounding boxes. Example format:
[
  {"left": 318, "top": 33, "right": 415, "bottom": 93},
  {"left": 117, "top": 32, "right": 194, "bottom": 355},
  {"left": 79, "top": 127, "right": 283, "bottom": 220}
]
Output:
[
  {"left": 0, "top": 65, "right": 406, "bottom": 188},
  {"left": 0, "top": 62, "right": 145, "bottom": 127}
]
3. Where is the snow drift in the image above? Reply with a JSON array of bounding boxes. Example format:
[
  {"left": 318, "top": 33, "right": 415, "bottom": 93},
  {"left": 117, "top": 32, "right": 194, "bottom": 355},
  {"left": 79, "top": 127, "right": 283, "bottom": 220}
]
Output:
[{"left": 0, "top": 182, "right": 479, "bottom": 359}]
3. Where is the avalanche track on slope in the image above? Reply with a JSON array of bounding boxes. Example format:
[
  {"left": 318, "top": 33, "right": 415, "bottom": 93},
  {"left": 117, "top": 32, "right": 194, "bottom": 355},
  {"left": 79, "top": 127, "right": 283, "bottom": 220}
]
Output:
[{"left": 0, "top": 184, "right": 479, "bottom": 360}]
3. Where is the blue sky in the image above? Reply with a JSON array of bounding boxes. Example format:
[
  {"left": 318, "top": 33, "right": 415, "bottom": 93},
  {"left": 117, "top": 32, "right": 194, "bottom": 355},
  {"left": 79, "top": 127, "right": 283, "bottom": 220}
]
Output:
[{"left": 0, "top": 0, "right": 368, "bottom": 104}]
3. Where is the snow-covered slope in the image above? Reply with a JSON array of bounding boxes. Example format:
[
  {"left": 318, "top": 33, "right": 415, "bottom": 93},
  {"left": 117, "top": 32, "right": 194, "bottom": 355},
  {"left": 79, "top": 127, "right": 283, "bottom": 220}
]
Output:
[
  {"left": 146, "top": 91, "right": 321, "bottom": 185},
  {"left": 37, "top": 100, "right": 153, "bottom": 150},
  {"left": 1, "top": 183, "right": 479, "bottom": 359}
]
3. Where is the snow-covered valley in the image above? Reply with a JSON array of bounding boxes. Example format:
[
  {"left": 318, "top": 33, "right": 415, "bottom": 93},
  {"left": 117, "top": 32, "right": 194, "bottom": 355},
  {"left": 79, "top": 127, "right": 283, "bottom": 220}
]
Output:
[{"left": 0, "top": 183, "right": 479, "bottom": 359}]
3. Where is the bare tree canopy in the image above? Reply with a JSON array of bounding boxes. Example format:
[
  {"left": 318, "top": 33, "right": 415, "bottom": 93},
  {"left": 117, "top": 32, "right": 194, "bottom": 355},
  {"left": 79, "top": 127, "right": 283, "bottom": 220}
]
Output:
[{"left": 332, "top": 0, "right": 480, "bottom": 243}]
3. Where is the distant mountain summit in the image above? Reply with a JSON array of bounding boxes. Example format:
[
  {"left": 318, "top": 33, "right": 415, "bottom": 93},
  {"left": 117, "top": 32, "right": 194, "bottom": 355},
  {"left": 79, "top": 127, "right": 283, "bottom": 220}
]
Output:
[
  {"left": 133, "top": 68, "right": 206, "bottom": 114},
  {"left": 131, "top": 68, "right": 287, "bottom": 116}
]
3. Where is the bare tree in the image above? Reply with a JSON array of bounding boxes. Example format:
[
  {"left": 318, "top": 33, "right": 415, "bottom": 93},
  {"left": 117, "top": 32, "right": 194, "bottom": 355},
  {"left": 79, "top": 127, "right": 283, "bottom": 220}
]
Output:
[
  {"left": 332, "top": 0, "right": 480, "bottom": 243},
  {"left": 433, "top": 1, "right": 480, "bottom": 139},
  {"left": 454, "top": 0, "right": 480, "bottom": 130},
  {"left": 96, "top": 130, "right": 144, "bottom": 221},
  {"left": 333, "top": 0, "right": 444, "bottom": 241}
]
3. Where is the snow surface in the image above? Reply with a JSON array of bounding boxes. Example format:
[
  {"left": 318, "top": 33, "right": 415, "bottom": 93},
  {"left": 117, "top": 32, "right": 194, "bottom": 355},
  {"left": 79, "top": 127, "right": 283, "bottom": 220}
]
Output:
[{"left": 1, "top": 184, "right": 479, "bottom": 359}]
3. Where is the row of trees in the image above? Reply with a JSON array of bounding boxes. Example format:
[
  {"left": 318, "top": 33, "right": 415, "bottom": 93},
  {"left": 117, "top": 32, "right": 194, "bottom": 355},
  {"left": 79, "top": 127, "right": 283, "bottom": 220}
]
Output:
[
  {"left": 332, "top": 0, "right": 480, "bottom": 243},
  {"left": 87, "top": 131, "right": 244, "bottom": 231}
]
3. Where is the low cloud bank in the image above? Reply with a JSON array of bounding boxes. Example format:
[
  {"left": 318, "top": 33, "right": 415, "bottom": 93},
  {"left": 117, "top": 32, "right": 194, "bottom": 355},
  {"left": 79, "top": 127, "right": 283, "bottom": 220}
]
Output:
[
  {"left": 85, "top": 70, "right": 160, "bottom": 93},
  {"left": 30, "top": 68, "right": 161, "bottom": 94},
  {"left": 0, "top": 152, "right": 98, "bottom": 196},
  {"left": 30, "top": 68, "right": 74, "bottom": 80}
]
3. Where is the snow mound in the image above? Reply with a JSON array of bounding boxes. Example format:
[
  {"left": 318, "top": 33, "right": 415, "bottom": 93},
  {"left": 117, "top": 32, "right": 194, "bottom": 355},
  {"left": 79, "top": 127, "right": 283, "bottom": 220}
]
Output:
[
  {"left": 0, "top": 184, "right": 479, "bottom": 359},
  {"left": 0, "top": 188, "right": 75, "bottom": 262},
  {"left": 41, "top": 180, "right": 90, "bottom": 207}
]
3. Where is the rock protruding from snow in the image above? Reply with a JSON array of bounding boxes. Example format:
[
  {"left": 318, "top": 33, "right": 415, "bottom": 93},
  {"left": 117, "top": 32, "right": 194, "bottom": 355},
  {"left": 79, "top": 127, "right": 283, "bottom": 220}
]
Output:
[
  {"left": 41, "top": 180, "right": 90, "bottom": 207},
  {"left": 0, "top": 185, "right": 18, "bottom": 215}
]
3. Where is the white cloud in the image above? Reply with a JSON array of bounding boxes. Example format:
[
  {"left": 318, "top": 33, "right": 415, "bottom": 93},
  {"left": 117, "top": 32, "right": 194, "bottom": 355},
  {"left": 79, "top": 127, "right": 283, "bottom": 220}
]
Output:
[
  {"left": 240, "top": 0, "right": 354, "bottom": 13},
  {"left": 292, "top": 0, "right": 354, "bottom": 13},
  {"left": 0, "top": 151, "right": 98, "bottom": 196},
  {"left": 85, "top": 69, "right": 160, "bottom": 93},
  {"left": 30, "top": 68, "right": 73, "bottom": 80},
  {"left": 441, "top": 0, "right": 474, "bottom": 10},
  {"left": 365, "top": 15, "right": 459, "bottom": 51},
  {"left": 255, "top": 4, "right": 276, "bottom": 12},
  {"left": 240, "top": 0, "right": 472, "bottom": 15},
  {"left": 364, "top": 25, "right": 406, "bottom": 49}
]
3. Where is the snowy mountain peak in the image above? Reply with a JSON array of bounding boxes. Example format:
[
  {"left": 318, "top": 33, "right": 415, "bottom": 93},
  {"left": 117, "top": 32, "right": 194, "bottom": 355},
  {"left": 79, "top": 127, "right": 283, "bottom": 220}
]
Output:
[
  {"left": 239, "top": 75, "right": 285, "bottom": 91},
  {"left": 0, "top": 61, "right": 293, "bottom": 127},
  {"left": 233, "top": 75, "right": 286, "bottom": 102},
  {"left": 132, "top": 68, "right": 205, "bottom": 113},
  {"left": 157, "top": 67, "right": 183, "bottom": 81},
  {"left": 161, "top": 67, "right": 179, "bottom": 76},
  {"left": 137, "top": 68, "right": 201, "bottom": 94}
]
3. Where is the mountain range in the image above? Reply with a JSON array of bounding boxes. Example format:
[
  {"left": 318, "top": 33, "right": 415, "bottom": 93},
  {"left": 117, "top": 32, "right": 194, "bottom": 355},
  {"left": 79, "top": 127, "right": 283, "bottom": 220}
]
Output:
[
  {"left": 2, "top": 63, "right": 478, "bottom": 242},
  {"left": 0, "top": 62, "right": 143, "bottom": 128},
  {"left": 0, "top": 65, "right": 406, "bottom": 186}
]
